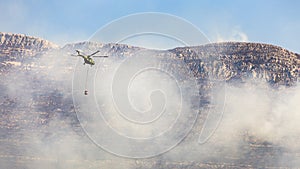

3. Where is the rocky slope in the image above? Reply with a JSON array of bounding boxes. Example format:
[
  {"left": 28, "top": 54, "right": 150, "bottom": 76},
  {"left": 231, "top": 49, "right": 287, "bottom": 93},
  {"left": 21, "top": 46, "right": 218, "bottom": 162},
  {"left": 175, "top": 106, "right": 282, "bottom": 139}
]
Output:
[
  {"left": 0, "top": 32, "right": 298, "bottom": 85},
  {"left": 0, "top": 33, "right": 300, "bottom": 169},
  {"left": 172, "top": 42, "right": 299, "bottom": 85},
  {"left": 0, "top": 32, "right": 58, "bottom": 58},
  {"left": 0, "top": 32, "right": 59, "bottom": 74}
]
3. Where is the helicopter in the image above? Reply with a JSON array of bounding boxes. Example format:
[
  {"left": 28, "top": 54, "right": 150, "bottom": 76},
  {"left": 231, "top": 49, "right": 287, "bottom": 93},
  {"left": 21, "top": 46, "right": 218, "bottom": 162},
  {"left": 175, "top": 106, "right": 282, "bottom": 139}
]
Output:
[
  {"left": 72, "top": 50, "right": 109, "bottom": 95},
  {"left": 72, "top": 50, "right": 108, "bottom": 66}
]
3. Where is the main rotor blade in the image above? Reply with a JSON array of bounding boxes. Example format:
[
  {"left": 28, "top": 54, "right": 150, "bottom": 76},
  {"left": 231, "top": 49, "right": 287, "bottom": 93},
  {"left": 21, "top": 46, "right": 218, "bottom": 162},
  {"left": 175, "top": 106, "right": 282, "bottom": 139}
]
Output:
[
  {"left": 92, "top": 55, "right": 109, "bottom": 58},
  {"left": 75, "top": 50, "right": 88, "bottom": 56},
  {"left": 88, "top": 50, "right": 100, "bottom": 57}
]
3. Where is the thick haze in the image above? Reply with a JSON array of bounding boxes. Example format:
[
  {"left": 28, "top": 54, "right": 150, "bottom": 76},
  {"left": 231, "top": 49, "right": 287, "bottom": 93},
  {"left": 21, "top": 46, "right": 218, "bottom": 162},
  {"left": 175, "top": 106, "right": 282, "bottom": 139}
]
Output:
[
  {"left": 0, "top": 0, "right": 299, "bottom": 52},
  {"left": 1, "top": 44, "right": 300, "bottom": 168},
  {"left": 1, "top": 1, "right": 300, "bottom": 167}
]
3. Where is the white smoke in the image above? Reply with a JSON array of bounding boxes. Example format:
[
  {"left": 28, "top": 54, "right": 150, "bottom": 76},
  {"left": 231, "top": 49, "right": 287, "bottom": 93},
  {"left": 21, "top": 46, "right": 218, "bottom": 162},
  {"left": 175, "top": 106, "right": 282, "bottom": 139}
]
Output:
[
  {"left": 213, "top": 26, "right": 249, "bottom": 42},
  {"left": 218, "top": 81, "right": 300, "bottom": 148},
  {"left": 1, "top": 43, "right": 300, "bottom": 168},
  {"left": 163, "top": 79, "right": 300, "bottom": 167}
]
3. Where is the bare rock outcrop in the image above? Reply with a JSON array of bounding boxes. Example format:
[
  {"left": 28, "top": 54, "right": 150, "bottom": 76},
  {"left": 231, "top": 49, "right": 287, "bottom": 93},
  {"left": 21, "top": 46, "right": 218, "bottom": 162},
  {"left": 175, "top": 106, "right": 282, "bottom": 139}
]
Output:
[
  {"left": 0, "top": 32, "right": 58, "bottom": 59},
  {"left": 171, "top": 42, "right": 300, "bottom": 86},
  {"left": 1, "top": 34, "right": 300, "bottom": 168}
]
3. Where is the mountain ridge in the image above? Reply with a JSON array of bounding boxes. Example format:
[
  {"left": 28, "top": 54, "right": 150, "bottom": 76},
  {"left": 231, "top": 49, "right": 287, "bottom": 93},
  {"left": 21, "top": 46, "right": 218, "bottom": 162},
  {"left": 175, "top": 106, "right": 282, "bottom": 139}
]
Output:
[
  {"left": 0, "top": 32, "right": 58, "bottom": 59},
  {"left": 1, "top": 32, "right": 300, "bottom": 168},
  {"left": 0, "top": 32, "right": 299, "bottom": 86},
  {"left": 1, "top": 32, "right": 299, "bottom": 58}
]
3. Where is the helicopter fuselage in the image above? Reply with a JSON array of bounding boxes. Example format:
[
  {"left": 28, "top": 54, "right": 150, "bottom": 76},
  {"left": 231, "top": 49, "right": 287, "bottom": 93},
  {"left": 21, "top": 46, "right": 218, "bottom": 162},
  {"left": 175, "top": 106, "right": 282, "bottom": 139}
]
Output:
[{"left": 80, "top": 55, "right": 95, "bottom": 66}]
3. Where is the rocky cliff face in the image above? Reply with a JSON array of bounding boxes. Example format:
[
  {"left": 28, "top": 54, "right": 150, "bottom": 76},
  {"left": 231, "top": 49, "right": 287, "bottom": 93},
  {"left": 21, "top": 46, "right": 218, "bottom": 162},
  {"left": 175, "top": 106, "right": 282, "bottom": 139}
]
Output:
[
  {"left": 62, "top": 41, "right": 300, "bottom": 86},
  {"left": 0, "top": 32, "right": 58, "bottom": 59},
  {"left": 1, "top": 33, "right": 298, "bottom": 86},
  {"left": 1, "top": 33, "right": 300, "bottom": 169},
  {"left": 172, "top": 42, "right": 300, "bottom": 86}
]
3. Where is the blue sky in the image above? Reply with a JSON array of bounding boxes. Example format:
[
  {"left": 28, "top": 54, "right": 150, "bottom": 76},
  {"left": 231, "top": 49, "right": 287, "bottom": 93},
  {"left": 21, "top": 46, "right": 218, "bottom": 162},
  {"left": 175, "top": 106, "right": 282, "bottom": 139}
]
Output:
[{"left": 1, "top": 0, "right": 299, "bottom": 52}]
